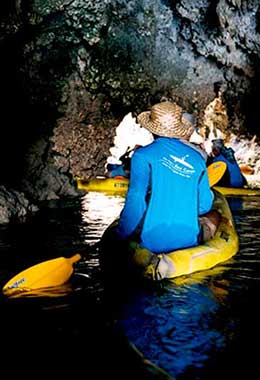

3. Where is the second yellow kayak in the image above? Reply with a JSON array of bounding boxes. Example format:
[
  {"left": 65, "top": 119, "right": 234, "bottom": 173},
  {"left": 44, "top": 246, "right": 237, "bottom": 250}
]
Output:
[
  {"left": 77, "top": 177, "right": 260, "bottom": 197},
  {"left": 77, "top": 177, "right": 129, "bottom": 195},
  {"left": 214, "top": 186, "right": 260, "bottom": 196}
]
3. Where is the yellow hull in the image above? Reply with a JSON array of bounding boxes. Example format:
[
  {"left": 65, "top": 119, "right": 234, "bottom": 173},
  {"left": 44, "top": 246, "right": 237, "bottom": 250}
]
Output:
[
  {"left": 77, "top": 177, "right": 129, "bottom": 195},
  {"left": 77, "top": 177, "right": 260, "bottom": 198},
  {"left": 132, "top": 191, "right": 239, "bottom": 279},
  {"left": 213, "top": 186, "right": 260, "bottom": 196}
]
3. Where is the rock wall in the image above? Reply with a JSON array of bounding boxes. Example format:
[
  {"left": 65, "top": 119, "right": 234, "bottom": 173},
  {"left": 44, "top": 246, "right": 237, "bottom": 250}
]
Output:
[{"left": 0, "top": 0, "right": 260, "bottom": 221}]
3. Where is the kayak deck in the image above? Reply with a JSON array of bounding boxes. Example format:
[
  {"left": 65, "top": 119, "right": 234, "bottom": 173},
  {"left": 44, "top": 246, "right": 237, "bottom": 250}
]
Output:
[
  {"left": 133, "top": 191, "right": 238, "bottom": 279},
  {"left": 101, "top": 190, "right": 239, "bottom": 280}
]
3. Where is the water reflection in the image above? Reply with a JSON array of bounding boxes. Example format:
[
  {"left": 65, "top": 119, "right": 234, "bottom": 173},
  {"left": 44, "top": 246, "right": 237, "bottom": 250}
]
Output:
[
  {"left": 81, "top": 191, "right": 125, "bottom": 245},
  {"left": 79, "top": 192, "right": 125, "bottom": 282},
  {"left": 117, "top": 272, "right": 229, "bottom": 378}
]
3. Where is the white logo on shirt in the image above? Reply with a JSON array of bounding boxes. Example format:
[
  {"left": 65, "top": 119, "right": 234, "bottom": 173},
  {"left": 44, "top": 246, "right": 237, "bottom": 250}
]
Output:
[
  {"left": 169, "top": 154, "right": 194, "bottom": 169},
  {"left": 160, "top": 154, "right": 195, "bottom": 178}
]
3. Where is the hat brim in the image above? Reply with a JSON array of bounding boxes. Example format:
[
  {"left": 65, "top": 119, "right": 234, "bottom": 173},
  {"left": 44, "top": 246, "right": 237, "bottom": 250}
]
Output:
[{"left": 137, "top": 111, "right": 194, "bottom": 139}]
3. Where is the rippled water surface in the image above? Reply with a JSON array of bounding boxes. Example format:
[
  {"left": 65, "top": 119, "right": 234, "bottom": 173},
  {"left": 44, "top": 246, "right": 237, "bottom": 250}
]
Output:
[
  {"left": 0, "top": 192, "right": 259, "bottom": 379},
  {"left": 118, "top": 195, "right": 260, "bottom": 379}
]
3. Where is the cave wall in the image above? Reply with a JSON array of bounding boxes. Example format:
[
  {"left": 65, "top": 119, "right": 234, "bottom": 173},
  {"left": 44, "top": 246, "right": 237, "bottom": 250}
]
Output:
[{"left": 0, "top": 0, "right": 260, "bottom": 210}]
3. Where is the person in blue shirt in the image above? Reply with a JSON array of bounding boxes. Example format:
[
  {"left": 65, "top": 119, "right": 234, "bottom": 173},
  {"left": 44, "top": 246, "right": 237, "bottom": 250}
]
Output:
[
  {"left": 207, "top": 139, "right": 247, "bottom": 188},
  {"left": 105, "top": 162, "right": 130, "bottom": 178},
  {"left": 113, "top": 101, "right": 219, "bottom": 279},
  {"left": 105, "top": 150, "right": 133, "bottom": 178}
]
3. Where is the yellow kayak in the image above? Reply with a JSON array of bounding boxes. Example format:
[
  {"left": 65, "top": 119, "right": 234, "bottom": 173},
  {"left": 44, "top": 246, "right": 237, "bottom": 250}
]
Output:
[
  {"left": 101, "top": 190, "right": 239, "bottom": 280},
  {"left": 77, "top": 177, "right": 129, "bottom": 195},
  {"left": 77, "top": 177, "right": 260, "bottom": 198},
  {"left": 76, "top": 162, "right": 226, "bottom": 195},
  {"left": 214, "top": 186, "right": 260, "bottom": 196}
]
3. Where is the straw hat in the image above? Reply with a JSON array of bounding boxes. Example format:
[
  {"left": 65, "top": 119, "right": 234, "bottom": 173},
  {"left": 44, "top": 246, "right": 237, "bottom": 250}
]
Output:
[{"left": 137, "top": 101, "right": 195, "bottom": 139}]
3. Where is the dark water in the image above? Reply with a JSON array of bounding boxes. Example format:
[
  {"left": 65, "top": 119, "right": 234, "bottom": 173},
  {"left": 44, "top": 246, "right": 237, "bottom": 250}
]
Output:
[
  {"left": 0, "top": 192, "right": 259, "bottom": 379},
  {"left": 118, "top": 195, "right": 260, "bottom": 380}
]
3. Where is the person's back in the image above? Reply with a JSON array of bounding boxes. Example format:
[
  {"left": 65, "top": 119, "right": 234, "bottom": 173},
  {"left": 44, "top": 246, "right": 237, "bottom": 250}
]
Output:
[
  {"left": 106, "top": 163, "right": 129, "bottom": 178},
  {"left": 116, "top": 101, "right": 214, "bottom": 254},
  {"left": 208, "top": 139, "right": 247, "bottom": 188}
]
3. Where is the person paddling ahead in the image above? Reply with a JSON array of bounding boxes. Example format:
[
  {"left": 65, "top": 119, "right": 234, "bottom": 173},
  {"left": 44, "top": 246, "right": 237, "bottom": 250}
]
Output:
[{"left": 207, "top": 138, "right": 247, "bottom": 188}]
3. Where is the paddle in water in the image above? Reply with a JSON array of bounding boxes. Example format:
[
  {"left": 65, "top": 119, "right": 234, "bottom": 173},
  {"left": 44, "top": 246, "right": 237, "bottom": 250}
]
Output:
[
  {"left": 2, "top": 162, "right": 226, "bottom": 296},
  {"left": 2, "top": 254, "right": 81, "bottom": 296}
]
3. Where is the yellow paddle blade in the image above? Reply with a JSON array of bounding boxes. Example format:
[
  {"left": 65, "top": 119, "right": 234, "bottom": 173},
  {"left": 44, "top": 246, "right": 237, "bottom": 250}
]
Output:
[
  {"left": 207, "top": 161, "right": 227, "bottom": 187},
  {"left": 2, "top": 253, "right": 81, "bottom": 296}
]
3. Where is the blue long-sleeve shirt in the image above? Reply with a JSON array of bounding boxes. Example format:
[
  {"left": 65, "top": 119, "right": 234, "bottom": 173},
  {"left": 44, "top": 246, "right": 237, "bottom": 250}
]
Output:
[{"left": 116, "top": 137, "right": 214, "bottom": 253}]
